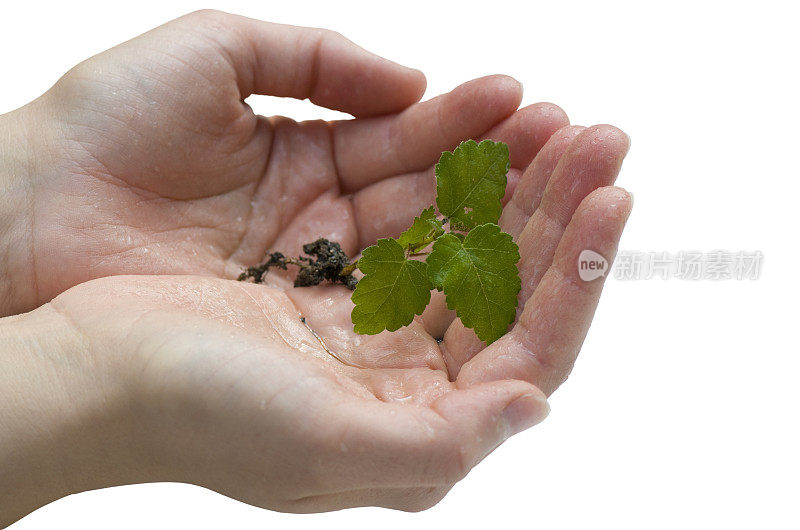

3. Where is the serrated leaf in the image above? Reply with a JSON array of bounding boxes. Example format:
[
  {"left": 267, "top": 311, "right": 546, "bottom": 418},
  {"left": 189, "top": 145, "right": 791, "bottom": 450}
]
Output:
[
  {"left": 351, "top": 238, "right": 432, "bottom": 335},
  {"left": 426, "top": 223, "right": 520, "bottom": 344},
  {"left": 435, "top": 139, "right": 510, "bottom": 231},
  {"left": 396, "top": 206, "right": 445, "bottom": 252}
]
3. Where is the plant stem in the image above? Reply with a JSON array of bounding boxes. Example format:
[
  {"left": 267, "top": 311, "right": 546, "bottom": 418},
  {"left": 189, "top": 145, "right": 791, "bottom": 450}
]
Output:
[{"left": 339, "top": 261, "right": 358, "bottom": 277}]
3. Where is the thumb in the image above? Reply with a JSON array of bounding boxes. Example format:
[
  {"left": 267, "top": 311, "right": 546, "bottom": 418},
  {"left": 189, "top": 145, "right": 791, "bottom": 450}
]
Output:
[
  {"left": 431, "top": 379, "right": 550, "bottom": 473},
  {"left": 171, "top": 10, "right": 426, "bottom": 117}
]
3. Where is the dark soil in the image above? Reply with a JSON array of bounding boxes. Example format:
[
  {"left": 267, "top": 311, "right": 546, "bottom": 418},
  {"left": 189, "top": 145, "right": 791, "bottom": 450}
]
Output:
[{"left": 238, "top": 238, "right": 358, "bottom": 290}]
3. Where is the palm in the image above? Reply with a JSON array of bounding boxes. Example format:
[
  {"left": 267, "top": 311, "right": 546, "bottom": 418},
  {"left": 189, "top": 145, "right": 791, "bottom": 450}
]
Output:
[
  {"left": 30, "top": 10, "right": 631, "bottom": 393},
  {"left": 36, "top": 35, "right": 354, "bottom": 299},
  {"left": 35, "top": 20, "right": 508, "bottom": 308},
  {"left": 53, "top": 273, "right": 558, "bottom": 510},
  {"left": 59, "top": 275, "right": 448, "bottom": 404}
]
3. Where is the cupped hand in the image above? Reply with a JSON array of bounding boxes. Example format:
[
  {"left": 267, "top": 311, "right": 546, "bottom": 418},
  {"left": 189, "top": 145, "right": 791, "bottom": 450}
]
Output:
[
  {"left": 44, "top": 168, "right": 631, "bottom": 513},
  {"left": 5, "top": 9, "right": 568, "bottom": 315},
  {"left": 45, "top": 274, "right": 549, "bottom": 512},
  {"left": 0, "top": 9, "right": 633, "bottom": 513}
]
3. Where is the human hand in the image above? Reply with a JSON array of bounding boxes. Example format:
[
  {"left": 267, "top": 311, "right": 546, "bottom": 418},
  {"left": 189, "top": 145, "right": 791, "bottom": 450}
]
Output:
[
  {"left": 0, "top": 9, "right": 632, "bottom": 522},
  {"left": 2, "top": 157, "right": 631, "bottom": 518},
  {"left": 0, "top": 9, "right": 569, "bottom": 315},
  {"left": 0, "top": 274, "right": 551, "bottom": 525}
]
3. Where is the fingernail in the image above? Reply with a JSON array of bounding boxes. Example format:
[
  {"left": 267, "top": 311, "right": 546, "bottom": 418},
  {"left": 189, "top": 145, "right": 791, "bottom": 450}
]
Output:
[{"left": 503, "top": 393, "right": 550, "bottom": 436}]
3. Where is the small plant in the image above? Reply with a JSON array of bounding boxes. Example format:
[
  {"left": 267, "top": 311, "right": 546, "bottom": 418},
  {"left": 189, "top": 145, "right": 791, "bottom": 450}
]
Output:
[{"left": 239, "top": 139, "right": 521, "bottom": 345}]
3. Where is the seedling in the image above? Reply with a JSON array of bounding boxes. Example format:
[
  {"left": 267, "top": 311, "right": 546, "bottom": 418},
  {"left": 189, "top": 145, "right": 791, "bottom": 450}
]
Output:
[{"left": 239, "top": 139, "right": 521, "bottom": 345}]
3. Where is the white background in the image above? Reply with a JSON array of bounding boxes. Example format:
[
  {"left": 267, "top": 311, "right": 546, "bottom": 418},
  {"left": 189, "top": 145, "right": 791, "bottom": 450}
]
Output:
[{"left": 3, "top": 0, "right": 798, "bottom": 528}]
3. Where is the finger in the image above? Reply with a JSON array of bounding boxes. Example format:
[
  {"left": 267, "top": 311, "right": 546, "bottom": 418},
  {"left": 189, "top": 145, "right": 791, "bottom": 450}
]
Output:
[
  {"left": 334, "top": 75, "right": 522, "bottom": 191},
  {"left": 178, "top": 10, "right": 426, "bottom": 116},
  {"left": 349, "top": 101, "right": 567, "bottom": 249},
  {"left": 285, "top": 485, "right": 452, "bottom": 513},
  {"left": 479, "top": 103, "right": 570, "bottom": 202},
  {"left": 480, "top": 102, "right": 570, "bottom": 169},
  {"left": 317, "top": 380, "right": 548, "bottom": 490},
  {"left": 514, "top": 125, "right": 629, "bottom": 308},
  {"left": 500, "top": 125, "right": 586, "bottom": 238},
  {"left": 429, "top": 379, "right": 550, "bottom": 474},
  {"left": 458, "top": 186, "right": 633, "bottom": 395},
  {"left": 440, "top": 125, "right": 628, "bottom": 378}
]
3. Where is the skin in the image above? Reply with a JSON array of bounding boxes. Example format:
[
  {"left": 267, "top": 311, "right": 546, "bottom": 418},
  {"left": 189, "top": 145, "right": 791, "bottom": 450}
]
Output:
[{"left": 0, "top": 10, "right": 632, "bottom": 525}]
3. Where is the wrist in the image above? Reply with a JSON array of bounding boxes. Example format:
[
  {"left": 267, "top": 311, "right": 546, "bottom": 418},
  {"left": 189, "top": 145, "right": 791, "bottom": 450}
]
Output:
[
  {"left": 0, "top": 304, "right": 162, "bottom": 526},
  {"left": 0, "top": 105, "right": 38, "bottom": 316}
]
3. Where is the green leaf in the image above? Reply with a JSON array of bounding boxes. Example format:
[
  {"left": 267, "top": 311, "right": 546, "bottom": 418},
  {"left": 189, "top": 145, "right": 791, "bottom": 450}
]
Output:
[
  {"left": 426, "top": 223, "right": 520, "bottom": 344},
  {"left": 351, "top": 238, "right": 432, "bottom": 334},
  {"left": 435, "top": 139, "right": 510, "bottom": 231},
  {"left": 396, "top": 206, "right": 444, "bottom": 252}
]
